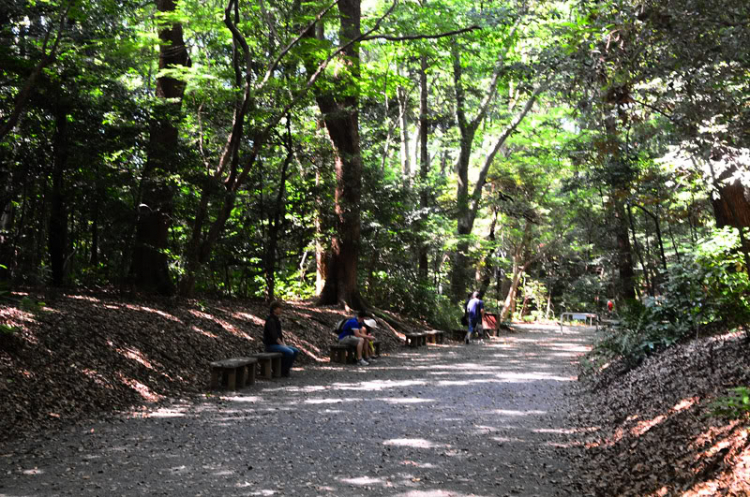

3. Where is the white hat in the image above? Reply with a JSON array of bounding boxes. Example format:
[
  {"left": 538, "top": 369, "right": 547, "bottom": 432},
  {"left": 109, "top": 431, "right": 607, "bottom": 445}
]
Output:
[{"left": 363, "top": 318, "right": 379, "bottom": 329}]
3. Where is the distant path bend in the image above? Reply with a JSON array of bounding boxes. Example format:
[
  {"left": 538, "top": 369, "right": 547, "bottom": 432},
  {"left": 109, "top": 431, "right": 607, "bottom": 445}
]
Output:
[{"left": 1, "top": 324, "right": 595, "bottom": 497}]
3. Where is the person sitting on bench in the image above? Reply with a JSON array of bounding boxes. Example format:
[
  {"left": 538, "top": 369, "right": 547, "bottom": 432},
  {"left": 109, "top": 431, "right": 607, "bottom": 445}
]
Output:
[
  {"left": 338, "top": 310, "right": 375, "bottom": 366},
  {"left": 263, "top": 301, "right": 300, "bottom": 377}
]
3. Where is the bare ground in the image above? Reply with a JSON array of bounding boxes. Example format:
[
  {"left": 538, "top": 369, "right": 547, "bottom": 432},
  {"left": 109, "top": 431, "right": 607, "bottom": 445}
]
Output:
[{"left": 0, "top": 324, "right": 593, "bottom": 497}]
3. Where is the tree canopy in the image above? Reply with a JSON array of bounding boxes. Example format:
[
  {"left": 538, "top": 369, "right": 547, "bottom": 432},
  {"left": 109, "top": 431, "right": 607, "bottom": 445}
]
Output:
[{"left": 1, "top": 0, "right": 749, "bottom": 336}]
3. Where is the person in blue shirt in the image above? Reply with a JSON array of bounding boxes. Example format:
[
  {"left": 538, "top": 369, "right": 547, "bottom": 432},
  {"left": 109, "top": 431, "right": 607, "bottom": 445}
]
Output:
[
  {"left": 338, "top": 310, "right": 376, "bottom": 366},
  {"left": 465, "top": 291, "right": 485, "bottom": 344},
  {"left": 263, "top": 301, "right": 300, "bottom": 377}
]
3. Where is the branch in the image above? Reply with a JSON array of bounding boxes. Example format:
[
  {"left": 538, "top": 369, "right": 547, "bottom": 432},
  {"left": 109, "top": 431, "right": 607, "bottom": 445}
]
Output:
[
  {"left": 258, "top": 0, "right": 340, "bottom": 89},
  {"left": 631, "top": 97, "right": 675, "bottom": 122},
  {"left": 469, "top": 81, "right": 548, "bottom": 220},
  {"left": 0, "top": 1, "right": 71, "bottom": 141},
  {"left": 362, "top": 25, "right": 480, "bottom": 41},
  {"left": 236, "top": 0, "right": 400, "bottom": 191}
]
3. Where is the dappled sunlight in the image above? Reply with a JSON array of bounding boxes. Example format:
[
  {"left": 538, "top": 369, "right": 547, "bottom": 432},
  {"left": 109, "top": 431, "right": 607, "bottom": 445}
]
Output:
[
  {"left": 494, "top": 409, "right": 547, "bottom": 416},
  {"left": 21, "top": 468, "right": 45, "bottom": 475},
  {"left": 190, "top": 325, "right": 218, "bottom": 338},
  {"left": 495, "top": 371, "right": 576, "bottom": 382},
  {"left": 223, "top": 395, "right": 263, "bottom": 403},
  {"left": 632, "top": 414, "right": 667, "bottom": 436},
  {"left": 339, "top": 475, "right": 385, "bottom": 486},
  {"left": 401, "top": 460, "right": 437, "bottom": 469},
  {"left": 379, "top": 397, "right": 434, "bottom": 404},
  {"left": 66, "top": 294, "right": 102, "bottom": 303},
  {"left": 148, "top": 407, "right": 188, "bottom": 418},
  {"left": 329, "top": 379, "right": 427, "bottom": 392},
  {"left": 188, "top": 309, "right": 251, "bottom": 339},
  {"left": 229, "top": 311, "right": 265, "bottom": 326},
  {"left": 110, "top": 343, "right": 155, "bottom": 370},
  {"left": 304, "top": 398, "right": 361, "bottom": 405},
  {"left": 116, "top": 373, "right": 163, "bottom": 402},
  {"left": 384, "top": 438, "right": 442, "bottom": 449},
  {"left": 393, "top": 490, "right": 488, "bottom": 497},
  {"left": 124, "top": 304, "right": 183, "bottom": 324}
]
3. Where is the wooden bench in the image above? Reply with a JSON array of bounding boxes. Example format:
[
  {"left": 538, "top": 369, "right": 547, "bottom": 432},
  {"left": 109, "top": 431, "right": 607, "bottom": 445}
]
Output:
[
  {"left": 330, "top": 340, "right": 381, "bottom": 364},
  {"left": 210, "top": 357, "right": 258, "bottom": 390},
  {"left": 251, "top": 352, "right": 283, "bottom": 379},
  {"left": 424, "top": 330, "right": 445, "bottom": 344},
  {"left": 404, "top": 332, "right": 426, "bottom": 348}
]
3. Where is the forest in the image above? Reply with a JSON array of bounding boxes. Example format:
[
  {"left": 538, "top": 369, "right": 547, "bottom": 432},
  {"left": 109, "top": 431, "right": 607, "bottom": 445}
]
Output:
[
  {"left": 2, "top": 0, "right": 750, "bottom": 494},
  {"left": 2, "top": 0, "right": 750, "bottom": 326}
]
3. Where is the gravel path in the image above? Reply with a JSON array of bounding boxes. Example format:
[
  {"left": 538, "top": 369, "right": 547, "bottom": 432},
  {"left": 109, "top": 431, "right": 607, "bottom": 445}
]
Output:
[{"left": 1, "top": 325, "right": 594, "bottom": 497}]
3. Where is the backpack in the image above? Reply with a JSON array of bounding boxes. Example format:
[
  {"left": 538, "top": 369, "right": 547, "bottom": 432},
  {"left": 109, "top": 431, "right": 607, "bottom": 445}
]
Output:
[{"left": 334, "top": 318, "right": 348, "bottom": 336}]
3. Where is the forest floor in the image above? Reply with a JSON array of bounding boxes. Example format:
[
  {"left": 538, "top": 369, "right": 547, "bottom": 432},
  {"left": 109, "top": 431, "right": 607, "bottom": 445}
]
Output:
[{"left": 1, "top": 290, "right": 749, "bottom": 496}]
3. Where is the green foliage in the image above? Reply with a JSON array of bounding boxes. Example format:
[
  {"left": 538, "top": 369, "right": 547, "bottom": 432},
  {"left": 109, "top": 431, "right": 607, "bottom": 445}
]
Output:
[
  {"left": 710, "top": 387, "right": 750, "bottom": 419},
  {"left": 595, "top": 227, "right": 750, "bottom": 365},
  {"left": 0, "top": 324, "right": 20, "bottom": 337},
  {"left": 19, "top": 297, "right": 45, "bottom": 314}
]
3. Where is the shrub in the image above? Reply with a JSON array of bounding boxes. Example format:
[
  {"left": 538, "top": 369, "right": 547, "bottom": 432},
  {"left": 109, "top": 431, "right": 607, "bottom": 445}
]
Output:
[{"left": 594, "top": 227, "right": 750, "bottom": 366}]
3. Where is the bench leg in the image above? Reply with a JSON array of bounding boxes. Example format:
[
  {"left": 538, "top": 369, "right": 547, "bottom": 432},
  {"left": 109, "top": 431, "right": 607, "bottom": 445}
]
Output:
[
  {"left": 246, "top": 364, "right": 256, "bottom": 385},
  {"left": 210, "top": 367, "right": 221, "bottom": 389},
  {"left": 259, "top": 359, "right": 272, "bottom": 379},
  {"left": 374, "top": 342, "right": 381, "bottom": 356},
  {"left": 227, "top": 368, "right": 237, "bottom": 390},
  {"left": 272, "top": 357, "right": 282, "bottom": 378}
]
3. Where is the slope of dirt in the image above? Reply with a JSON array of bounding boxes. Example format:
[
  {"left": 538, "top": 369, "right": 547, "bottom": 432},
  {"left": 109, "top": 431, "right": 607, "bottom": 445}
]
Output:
[
  {"left": 0, "top": 290, "right": 421, "bottom": 443},
  {"left": 568, "top": 331, "right": 750, "bottom": 496}
]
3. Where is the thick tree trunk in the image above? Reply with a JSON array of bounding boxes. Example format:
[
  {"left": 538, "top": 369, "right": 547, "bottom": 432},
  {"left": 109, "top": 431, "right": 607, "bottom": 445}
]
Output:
[
  {"left": 48, "top": 104, "right": 69, "bottom": 287},
  {"left": 131, "top": 0, "right": 188, "bottom": 295},
  {"left": 615, "top": 198, "right": 637, "bottom": 300},
  {"left": 313, "top": 0, "right": 365, "bottom": 309}
]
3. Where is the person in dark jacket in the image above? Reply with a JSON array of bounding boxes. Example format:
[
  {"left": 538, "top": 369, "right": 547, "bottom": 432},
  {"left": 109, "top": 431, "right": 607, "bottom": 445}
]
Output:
[{"left": 263, "top": 301, "right": 300, "bottom": 377}]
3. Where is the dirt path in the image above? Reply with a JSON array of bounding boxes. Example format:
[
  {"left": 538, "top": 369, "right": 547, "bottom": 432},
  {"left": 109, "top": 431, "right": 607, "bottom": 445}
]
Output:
[{"left": 1, "top": 325, "right": 594, "bottom": 497}]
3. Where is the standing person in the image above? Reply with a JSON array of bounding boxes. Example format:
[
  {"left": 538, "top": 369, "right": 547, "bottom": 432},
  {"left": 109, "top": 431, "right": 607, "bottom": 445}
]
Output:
[
  {"left": 338, "top": 310, "right": 374, "bottom": 366},
  {"left": 465, "top": 291, "right": 485, "bottom": 344},
  {"left": 263, "top": 301, "right": 300, "bottom": 377}
]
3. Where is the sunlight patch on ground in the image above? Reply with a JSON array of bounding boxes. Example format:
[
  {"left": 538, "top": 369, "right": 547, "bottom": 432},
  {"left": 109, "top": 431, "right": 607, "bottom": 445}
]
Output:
[
  {"left": 125, "top": 304, "right": 183, "bottom": 324},
  {"left": 21, "top": 468, "right": 45, "bottom": 475},
  {"left": 379, "top": 397, "right": 434, "bottom": 404},
  {"left": 112, "top": 344, "right": 154, "bottom": 369},
  {"left": 149, "top": 407, "right": 187, "bottom": 418},
  {"left": 384, "top": 438, "right": 440, "bottom": 449},
  {"left": 191, "top": 325, "right": 218, "bottom": 338},
  {"left": 230, "top": 311, "right": 265, "bottom": 326},
  {"left": 393, "top": 491, "right": 486, "bottom": 497},
  {"left": 495, "top": 372, "right": 576, "bottom": 382},
  {"left": 339, "top": 476, "right": 385, "bottom": 485},
  {"left": 330, "top": 379, "right": 427, "bottom": 392},
  {"left": 188, "top": 310, "right": 251, "bottom": 338},
  {"left": 222, "top": 395, "right": 262, "bottom": 403},
  {"left": 81, "top": 368, "right": 112, "bottom": 388},
  {"left": 305, "top": 398, "right": 352, "bottom": 405},
  {"left": 401, "top": 460, "right": 436, "bottom": 468},
  {"left": 67, "top": 294, "right": 102, "bottom": 303},
  {"left": 494, "top": 409, "right": 547, "bottom": 416},
  {"left": 631, "top": 414, "right": 666, "bottom": 436},
  {"left": 116, "top": 373, "right": 163, "bottom": 402}
]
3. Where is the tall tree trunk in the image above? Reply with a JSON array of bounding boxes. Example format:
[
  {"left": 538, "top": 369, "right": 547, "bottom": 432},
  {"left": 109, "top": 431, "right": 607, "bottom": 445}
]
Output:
[
  {"left": 417, "top": 54, "right": 430, "bottom": 281},
  {"left": 312, "top": 0, "right": 365, "bottom": 308},
  {"left": 264, "top": 141, "right": 292, "bottom": 301},
  {"left": 627, "top": 203, "right": 651, "bottom": 295},
  {"left": 397, "top": 85, "right": 411, "bottom": 184},
  {"left": 49, "top": 103, "right": 69, "bottom": 286},
  {"left": 131, "top": 0, "right": 188, "bottom": 295}
]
